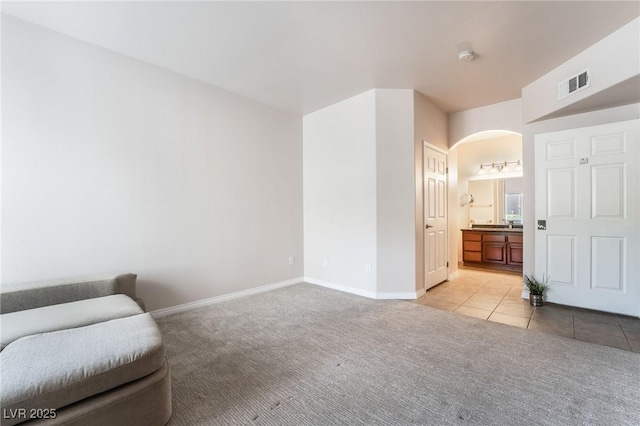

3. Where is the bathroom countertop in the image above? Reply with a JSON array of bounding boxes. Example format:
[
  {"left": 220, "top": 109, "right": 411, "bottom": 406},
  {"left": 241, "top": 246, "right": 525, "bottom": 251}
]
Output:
[{"left": 461, "top": 227, "right": 523, "bottom": 233}]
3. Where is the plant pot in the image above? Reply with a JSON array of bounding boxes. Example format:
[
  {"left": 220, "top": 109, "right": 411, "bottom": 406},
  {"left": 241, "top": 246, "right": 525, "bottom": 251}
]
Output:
[{"left": 529, "top": 294, "right": 544, "bottom": 307}]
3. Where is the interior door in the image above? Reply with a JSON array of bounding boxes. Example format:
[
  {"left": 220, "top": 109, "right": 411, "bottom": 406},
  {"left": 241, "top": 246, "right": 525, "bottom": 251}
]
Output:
[
  {"left": 424, "top": 144, "right": 448, "bottom": 290},
  {"left": 534, "top": 120, "right": 639, "bottom": 316}
]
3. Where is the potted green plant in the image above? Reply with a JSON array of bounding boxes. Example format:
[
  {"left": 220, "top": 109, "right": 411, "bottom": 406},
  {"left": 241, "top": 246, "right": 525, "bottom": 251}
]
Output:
[{"left": 524, "top": 274, "right": 550, "bottom": 306}]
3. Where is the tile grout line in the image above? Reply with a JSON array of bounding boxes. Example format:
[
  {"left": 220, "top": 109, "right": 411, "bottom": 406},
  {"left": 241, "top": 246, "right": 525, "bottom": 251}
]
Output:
[
  {"left": 485, "top": 280, "right": 526, "bottom": 324},
  {"left": 478, "top": 279, "right": 500, "bottom": 320},
  {"left": 477, "top": 280, "right": 494, "bottom": 319},
  {"left": 451, "top": 278, "right": 486, "bottom": 316},
  {"left": 489, "top": 287, "right": 511, "bottom": 319},
  {"left": 616, "top": 315, "right": 633, "bottom": 349},
  {"left": 425, "top": 269, "right": 638, "bottom": 352}
]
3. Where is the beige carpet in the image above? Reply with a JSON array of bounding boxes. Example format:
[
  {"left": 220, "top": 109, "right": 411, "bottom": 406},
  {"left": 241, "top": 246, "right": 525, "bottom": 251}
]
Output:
[{"left": 157, "top": 283, "right": 640, "bottom": 425}]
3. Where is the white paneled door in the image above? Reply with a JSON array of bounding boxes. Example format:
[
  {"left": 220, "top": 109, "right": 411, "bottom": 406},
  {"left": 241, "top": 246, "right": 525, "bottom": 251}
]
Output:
[
  {"left": 424, "top": 144, "right": 448, "bottom": 290},
  {"left": 535, "top": 120, "right": 639, "bottom": 316}
]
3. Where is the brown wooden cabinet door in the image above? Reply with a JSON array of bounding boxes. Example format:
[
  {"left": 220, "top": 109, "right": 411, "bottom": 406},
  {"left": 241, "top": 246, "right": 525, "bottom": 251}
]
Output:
[
  {"left": 463, "top": 251, "right": 482, "bottom": 262},
  {"left": 483, "top": 242, "right": 506, "bottom": 264},
  {"left": 507, "top": 243, "right": 523, "bottom": 265}
]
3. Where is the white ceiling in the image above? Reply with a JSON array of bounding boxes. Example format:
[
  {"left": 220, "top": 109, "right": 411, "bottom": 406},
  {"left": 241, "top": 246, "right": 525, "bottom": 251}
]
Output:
[{"left": 3, "top": 1, "right": 639, "bottom": 115}]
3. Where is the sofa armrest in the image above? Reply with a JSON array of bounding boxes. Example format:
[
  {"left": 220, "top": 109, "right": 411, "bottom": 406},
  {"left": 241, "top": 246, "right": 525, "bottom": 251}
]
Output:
[{"left": 0, "top": 273, "right": 140, "bottom": 314}]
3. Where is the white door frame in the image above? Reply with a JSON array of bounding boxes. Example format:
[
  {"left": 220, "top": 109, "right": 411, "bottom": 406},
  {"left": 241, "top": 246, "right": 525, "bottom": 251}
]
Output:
[{"left": 423, "top": 141, "right": 449, "bottom": 292}]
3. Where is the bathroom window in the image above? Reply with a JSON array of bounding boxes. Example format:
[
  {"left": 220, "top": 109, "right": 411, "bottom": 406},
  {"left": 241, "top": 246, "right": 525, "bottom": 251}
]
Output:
[{"left": 505, "top": 193, "right": 523, "bottom": 224}]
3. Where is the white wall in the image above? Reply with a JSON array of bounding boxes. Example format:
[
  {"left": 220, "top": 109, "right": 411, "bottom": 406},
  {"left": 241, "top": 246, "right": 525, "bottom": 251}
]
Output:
[
  {"left": 414, "top": 92, "right": 448, "bottom": 152},
  {"left": 303, "top": 90, "right": 377, "bottom": 296},
  {"left": 376, "top": 90, "right": 415, "bottom": 294},
  {"left": 522, "top": 18, "right": 640, "bottom": 124},
  {"left": 1, "top": 16, "right": 303, "bottom": 311},
  {"left": 414, "top": 92, "right": 449, "bottom": 284},
  {"left": 304, "top": 89, "right": 445, "bottom": 297},
  {"left": 448, "top": 98, "right": 522, "bottom": 147},
  {"left": 455, "top": 134, "right": 522, "bottom": 179}
]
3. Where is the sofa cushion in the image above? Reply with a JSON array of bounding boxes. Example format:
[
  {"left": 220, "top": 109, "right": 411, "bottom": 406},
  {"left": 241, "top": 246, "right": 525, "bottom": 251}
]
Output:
[
  {"left": 0, "top": 313, "right": 165, "bottom": 418},
  {"left": 0, "top": 294, "right": 143, "bottom": 350},
  {"left": 0, "top": 273, "right": 138, "bottom": 314}
]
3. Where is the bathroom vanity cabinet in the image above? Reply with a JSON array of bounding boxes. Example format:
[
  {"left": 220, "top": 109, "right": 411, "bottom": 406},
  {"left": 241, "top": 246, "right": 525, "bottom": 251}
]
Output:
[{"left": 461, "top": 229, "right": 523, "bottom": 272}]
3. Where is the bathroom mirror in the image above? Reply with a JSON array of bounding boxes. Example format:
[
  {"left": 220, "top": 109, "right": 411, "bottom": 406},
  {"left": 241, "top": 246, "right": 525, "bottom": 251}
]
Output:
[
  {"left": 468, "top": 177, "right": 523, "bottom": 225},
  {"left": 503, "top": 177, "right": 523, "bottom": 225}
]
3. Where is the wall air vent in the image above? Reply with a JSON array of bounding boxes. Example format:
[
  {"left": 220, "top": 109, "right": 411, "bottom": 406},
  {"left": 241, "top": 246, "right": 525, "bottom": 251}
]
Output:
[{"left": 558, "top": 68, "right": 591, "bottom": 100}]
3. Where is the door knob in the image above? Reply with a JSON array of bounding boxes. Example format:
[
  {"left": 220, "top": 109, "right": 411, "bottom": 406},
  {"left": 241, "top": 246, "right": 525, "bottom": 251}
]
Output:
[{"left": 426, "top": 224, "right": 433, "bottom": 229}]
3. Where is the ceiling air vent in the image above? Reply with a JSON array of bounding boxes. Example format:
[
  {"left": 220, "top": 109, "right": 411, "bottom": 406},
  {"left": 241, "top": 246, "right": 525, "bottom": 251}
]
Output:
[{"left": 558, "top": 68, "right": 591, "bottom": 100}]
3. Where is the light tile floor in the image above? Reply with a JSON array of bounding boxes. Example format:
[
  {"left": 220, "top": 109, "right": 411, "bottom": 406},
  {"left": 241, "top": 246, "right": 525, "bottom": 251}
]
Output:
[{"left": 412, "top": 267, "right": 640, "bottom": 353}]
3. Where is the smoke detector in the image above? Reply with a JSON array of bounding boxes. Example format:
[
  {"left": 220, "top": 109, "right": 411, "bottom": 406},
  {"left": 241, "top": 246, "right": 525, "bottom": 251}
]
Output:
[{"left": 458, "top": 50, "right": 476, "bottom": 62}]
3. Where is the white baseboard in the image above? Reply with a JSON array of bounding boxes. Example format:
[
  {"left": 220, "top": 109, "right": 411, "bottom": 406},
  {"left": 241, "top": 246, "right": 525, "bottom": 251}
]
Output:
[
  {"left": 304, "top": 277, "right": 378, "bottom": 299},
  {"left": 416, "top": 287, "right": 426, "bottom": 298},
  {"left": 375, "top": 289, "right": 424, "bottom": 299},
  {"left": 304, "top": 277, "right": 422, "bottom": 300},
  {"left": 448, "top": 271, "right": 460, "bottom": 280},
  {"left": 151, "top": 276, "right": 304, "bottom": 318}
]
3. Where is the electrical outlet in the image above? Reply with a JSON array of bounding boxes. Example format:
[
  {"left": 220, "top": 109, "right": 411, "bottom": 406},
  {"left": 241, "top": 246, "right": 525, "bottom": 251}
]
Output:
[
  {"left": 365, "top": 264, "right": 372, "bottom": 274},
  {"left": 322, "top": 258, "right": 328, "bottom": 267},
  {"left": 288, "top": 256, "right": 294, "bottom": 266}
]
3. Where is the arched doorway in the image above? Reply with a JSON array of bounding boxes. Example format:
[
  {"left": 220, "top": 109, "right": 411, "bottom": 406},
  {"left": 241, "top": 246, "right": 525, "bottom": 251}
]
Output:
[
  {"left": 450, "top": 130, "right": 523, "bottom": 269},
  {"left": 416, "top": 130, "right": 527, "bottom": 324}
]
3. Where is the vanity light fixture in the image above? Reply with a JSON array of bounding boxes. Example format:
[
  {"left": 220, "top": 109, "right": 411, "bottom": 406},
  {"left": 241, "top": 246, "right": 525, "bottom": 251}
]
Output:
[{"left": 477, "top": 160, "right": 521, "bottom": 175}]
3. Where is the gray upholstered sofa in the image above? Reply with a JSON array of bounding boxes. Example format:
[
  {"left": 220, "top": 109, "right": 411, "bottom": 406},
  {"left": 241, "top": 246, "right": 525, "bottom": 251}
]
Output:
[{"left": 0, "top": 274, "right": 172, "bottom": 425}]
